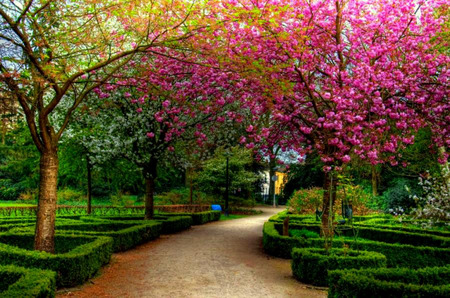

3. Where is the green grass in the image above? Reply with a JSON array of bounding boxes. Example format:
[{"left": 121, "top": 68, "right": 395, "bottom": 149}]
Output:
[
  {"left": 220, "top": 214, "right": 248, "bottom": 221},
  {"left": 0, "top": 201, "right": 36, "bottom": 207}
]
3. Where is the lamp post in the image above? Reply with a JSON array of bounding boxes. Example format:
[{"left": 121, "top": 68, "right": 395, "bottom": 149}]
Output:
[{"left": 271, "top": 174, "right": 278, "bottom": 208}]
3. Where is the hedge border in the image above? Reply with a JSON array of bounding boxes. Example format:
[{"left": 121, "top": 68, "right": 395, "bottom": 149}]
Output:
[
  {"left": 0, "top": 264, "right": 56, "bottom": 297},
  {"left": 291, "top": 247, "right": 387, "bottom": 286},
  {"left": 0, "top": 232, "right": 113, "bottom": 287},
  {"left": 328, "top": 266, "right": 450, "bottom": 298},
  {"left": 162, "top": 211, "right": 221, "bottom": 225},
  {"left": 262, "top": 222, "right": 450, "bottom": 268}
]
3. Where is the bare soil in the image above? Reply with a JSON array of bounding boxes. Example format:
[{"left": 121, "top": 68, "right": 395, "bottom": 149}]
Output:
[{"left": 58, "top": 206, "right": 327, "bottom": 298}]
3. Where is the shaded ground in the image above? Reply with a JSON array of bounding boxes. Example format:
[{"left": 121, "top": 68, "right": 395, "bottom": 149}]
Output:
[{"left": 58, "top": 206, "right": 327, "bottom": 298}]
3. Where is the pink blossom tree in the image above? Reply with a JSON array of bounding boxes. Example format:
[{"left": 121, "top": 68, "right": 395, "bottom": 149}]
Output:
[{"left": 211, "top": 0, "right": 449, "bottom": 235}]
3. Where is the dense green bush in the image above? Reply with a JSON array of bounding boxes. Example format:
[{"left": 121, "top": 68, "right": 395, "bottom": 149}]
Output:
[
  {"left": 262, "top": 222, "right": 307, "bottom": 258},
  {"left": 28, "top": 220, "right": 162, "bottom": 252},
  {"left": 328, "top": 266, "right": 450, "bottom": 298},
  {"left": 276, "top": 222, "right": 449, "bottom": 248},
  {"left": 0, "top": 233, "right": 112, "bottom": 287},
  {"left": 292, "top": 247, "right": 387, "bottom": 286},
  {"left": 162, "top": 211, "right": 220, "bottom": 225},
  {"left": 0, "top": 265, "right": 56, "bottom": 297},
  {"left": 81, "top": 215, "right": 193, "bottom": 234},
  {"left": 354, "top": 222, "right": 450, "bottom": 237},
  {"left": 263, "top": 222, "right": 450, "bottom": 268}
]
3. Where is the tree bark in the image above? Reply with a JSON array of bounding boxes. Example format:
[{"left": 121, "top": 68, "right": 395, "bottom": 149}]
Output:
[
  {"left": 371, "top": 166, "right": 378, "bottom": 197},
  {"left": 34, "top": 150, "right": 59, "bottom": 253},
  {"left": 269, "top": 157, "right": 276, "bottom": 207},
  {"left": 86, "top": 155, "right": 92, "bottom": 214},
  {"left": 321, "top": 171, "right": 337, "bottom": 238},
  {"left": 144, "top": 159, "right": 157, "bottom": 220}
]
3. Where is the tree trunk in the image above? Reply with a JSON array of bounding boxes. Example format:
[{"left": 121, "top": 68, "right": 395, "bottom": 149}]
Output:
[
  {"left": 144, "top": 159, "right": 157, "bottom": 220},
  {"left": 144, "top": 176, "right": 155, "bottom": 219},
  {"left": 371, "top": 166, "right": 378, "bottom": 197},
  {"left": 1, "top": 119, "right": 6, "bottom": 145},
  {"left": 86, "top": 155, "right": 92, "bottom": 214},
  {"left": 321, "top": 171, "right": 337, "bottom": 238},
  {"left": 269, "top": 157, "right": 276, "bottom": 207},
  {"left": 283, "top": 216, "right": 289, "bottom": 236},
  {"left": 34, "top": 150, "right": 59, "bottom": 253}
]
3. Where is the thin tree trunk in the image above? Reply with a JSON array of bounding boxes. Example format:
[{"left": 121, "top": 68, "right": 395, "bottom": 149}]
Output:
[
  {"left": 1, "top": 119, "right": 6, "bottom": 145},
  {"left": 269, "top": 158, "right": 276, "bottom": 207},
  {"left": 87, "top": 155, "right": 92, "bottom": 214},
  {"left": 371, "top": 166, "right": 378, "bottom": 197},
  {"left": 34, "top": 150, "right": 59, "bottom": 253},
  {"left": 144, "top": 176, "right": 155, "bottom": 219},
  {"left": 144, "top": 159, "right": 157, "bottom": 220},
  {"left": 321, "top": 171, "right": 337, "bottom": 238}
]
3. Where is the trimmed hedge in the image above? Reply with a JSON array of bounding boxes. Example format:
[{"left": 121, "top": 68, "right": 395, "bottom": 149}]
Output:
[
  {"left": 328, "top": 266, "right": 450, "bottom": 298},
  {"left": 55, "top": 221, "right": 162, "bottom": 252},
  {"left": 291, "top": 247, "right": 386, "bottom": 286},
  {"left": 262, "top": 222, "right": 307, "bottom": 258},
  {"left": 263, "top": 222, "right": 450, "bottom": 268},
  {"left": 276, "top": 222, "right": 450, "bottom": 248},
  {"left": 162, "top": 211, "right": 221, "bottom": 225},
  {"left": 354, "top": 222, "right": 450, "bottom": 238},
  {"left": 80, "top": 215, "right": 192, "bottom": 234},
  {"left": 0, "top": 265, "right": 56, "bottom": 297},
  {"left": 0, "top": 233, "right": 112, "bottom": 287}
]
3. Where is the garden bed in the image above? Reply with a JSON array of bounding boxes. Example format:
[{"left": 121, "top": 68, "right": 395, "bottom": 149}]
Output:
[
  {"left": 328, "top": 266, "right": 450, "bottom": 298},
  {"left": 0, "top": 264, "right": 56, "bottom": 297},
  {"left": 0, "top": 232, "right": 112, "bottom": 287},
  {"left": 292, "top": 247, "right": 386, "bottom": 286},
  {"left": 262, "top": 222, "right": 450, "bottom": 268}
]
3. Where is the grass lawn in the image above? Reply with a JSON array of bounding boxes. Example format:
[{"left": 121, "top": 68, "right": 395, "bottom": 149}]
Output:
[
  {"left": 0, "top": 201, "right": 36, "bottom": 207},
  {"left": 220, "top": 214, "right": 249, "bottom": 221}
]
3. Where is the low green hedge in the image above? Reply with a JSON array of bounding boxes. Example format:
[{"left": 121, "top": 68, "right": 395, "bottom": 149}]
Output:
[
  {"left": 13, "top": 220, "right": 163, "bottom": 252},
  {"left": 0, "top": 233, "right": 112, "bottom": 287},
  {"left": 263, "top": 222, "right": 450, "bottom": 268},
  {"left": 80, "top": 215, "right": 193, "bottom": 234},
  {"left": 328, "top": 266, "right": 450, "bottom": 298},
  {"left": 262, "top": 222, "right": 307, "bottom": 258},
  {"left": 291, "top": 248, "right": 386, "bottom": 287},
  {"left": 162, "top": 211, "right": 220, "bottom": 225},
  {"left": 354, "top": 222, "right": 450, "bottom": 238},
  {"left": 0, "top": 264, "right": 56, "bottom": 297},
  {"left": 57, "top": 221, "right": 161, "bottom": 252},
  {"left": 278, "top": 222, "right": 450, "bottom": 248}
]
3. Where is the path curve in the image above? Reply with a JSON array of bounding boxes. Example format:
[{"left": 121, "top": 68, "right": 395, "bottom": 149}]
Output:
[{"left": 58, "top": 207, "right": 327, "bottom": 298}]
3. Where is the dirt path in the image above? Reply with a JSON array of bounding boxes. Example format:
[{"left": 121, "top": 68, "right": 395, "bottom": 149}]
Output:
[{"left": 58, "top": 207, "right": 327, "bottom": 298}]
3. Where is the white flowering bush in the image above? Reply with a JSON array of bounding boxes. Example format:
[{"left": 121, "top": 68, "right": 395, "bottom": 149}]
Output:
[{"left": 410, "top": 173, "right": 450, "bottom": 226}]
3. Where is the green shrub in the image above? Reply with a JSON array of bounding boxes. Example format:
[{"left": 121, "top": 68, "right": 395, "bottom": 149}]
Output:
[
  {"left": 291, "top": 248, "right": 387, "bottom": 286},
  {"left": 307, "top": 238, "right": 450, "bottom": 269},
  {"left": 162, "top": 211, "right": 220, "bottom": 225},
  {"left": 290, "top": 229, "right": 320, "bottom": 239},
  {"left": 263, "top": 222, "right": 450, "bottom": 268},
  {"left": 355, "top": 222, "right": 450, "bottom": 237},
  {"left": 262, "top": 222, "right": 307, "bottom": 258},
  {"left": 57, "top": 188, "right": 85, "bottom": 203},
  {"left": 81, "top": 215, "right": 193, "bottom": 234},
  {"left": 39, "top": 220, "right": 161, "bottom": 252},
  {"left": 0, "top": 265, "right": 56, "bottom": 298},
  {"left": 328, "top": 266, "right": 450, "bottom": 298},
  {"left": 0, "top": 233, "right": 113, "bottom": 287},
  {"left": 278, "top": 222, "right": 449, "bottom": 248}
]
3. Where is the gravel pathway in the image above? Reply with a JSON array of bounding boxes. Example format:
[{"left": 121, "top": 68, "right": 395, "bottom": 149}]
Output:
[{"left": 58, "top": 207, "right": 327, "bottom": 298}]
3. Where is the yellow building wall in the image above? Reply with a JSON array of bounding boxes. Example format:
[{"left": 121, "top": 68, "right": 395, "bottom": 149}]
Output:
[{"left": 275, "top": 171, "right": 287, "bottom": 195}]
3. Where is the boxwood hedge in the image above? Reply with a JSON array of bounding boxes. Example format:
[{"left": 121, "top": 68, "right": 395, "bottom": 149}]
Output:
[
  {"left": 0, "top": 233, "right": 112, "bottom": 287},
  {"left": 328, "top": 266, "right": 450, "bottom": 298},
  {"left": 262, "top": 222, "right": 450, "bottom": 268},
  {"left": 0, "top": 265, "right": 56, "bottom": 298},
  {"left": 80, "top": 215, "right": 192, "bottom": 234},
  {"left": 276, "top": 222, "right": 449, "bottom": 248},
  {"left": 292, "top": 247, "right": 387, "bottom": 286},
  {"left": 162, "top": 211, "right": 221, "bottom": 225}
]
